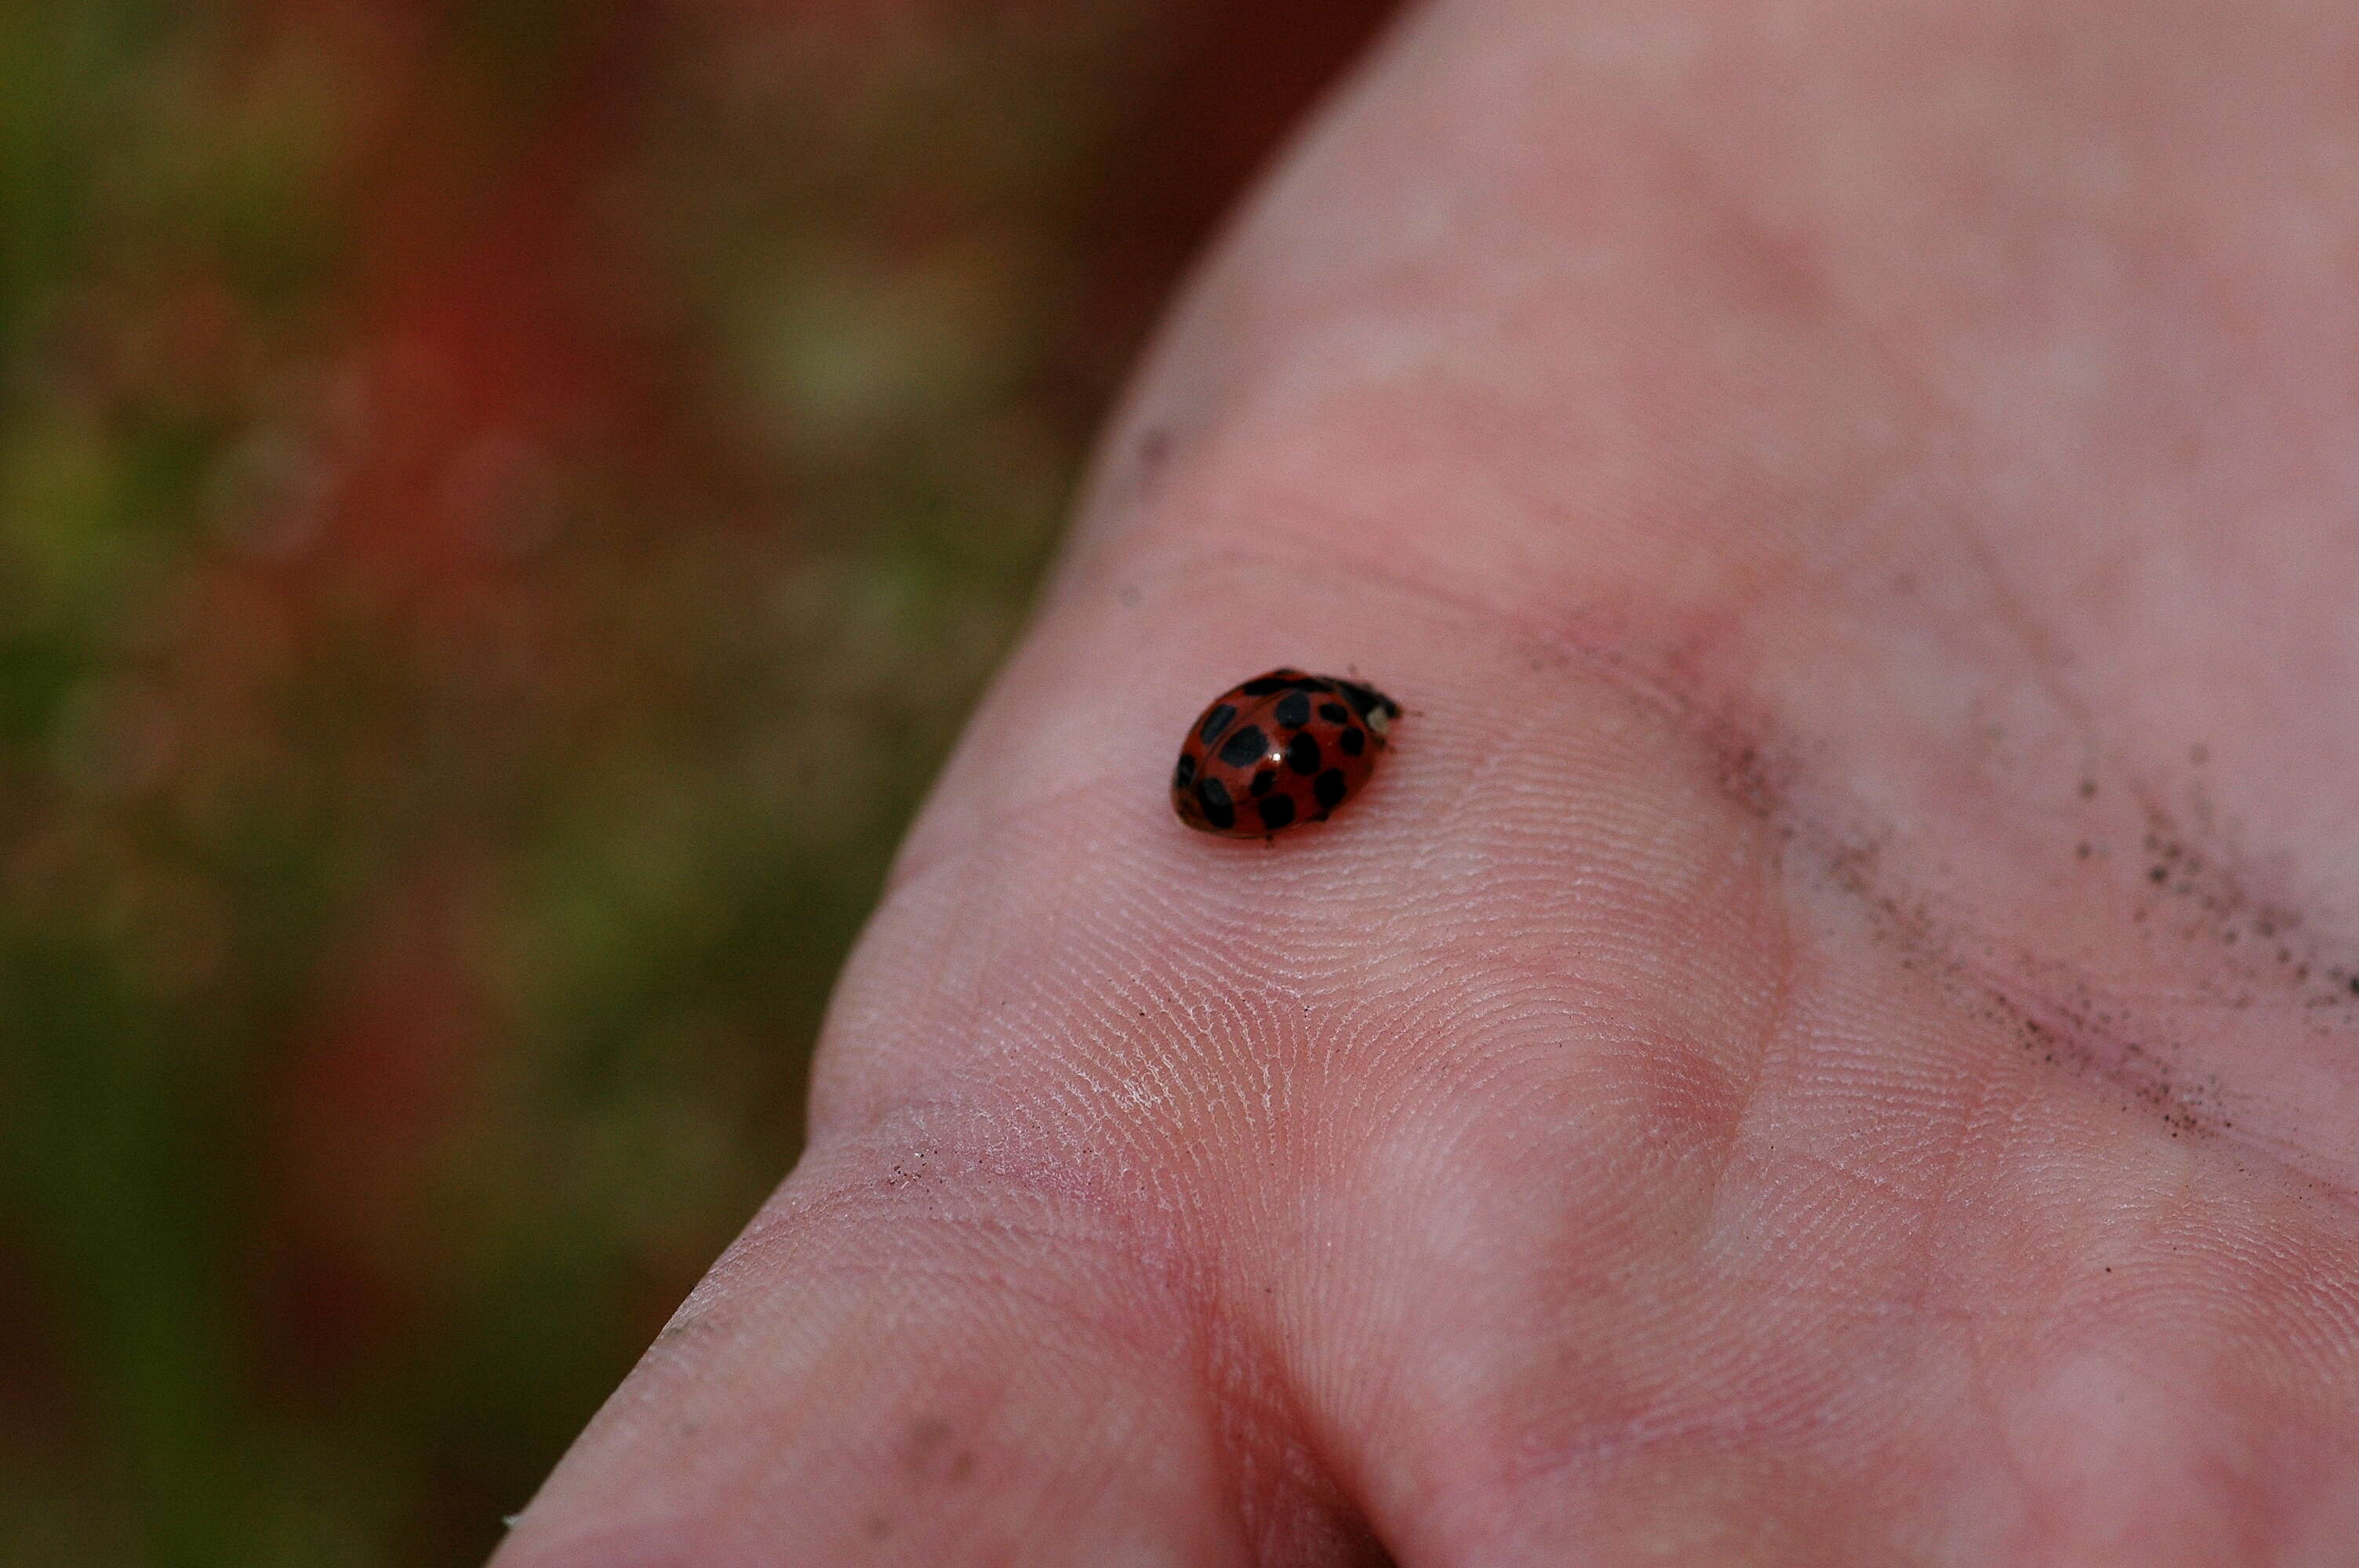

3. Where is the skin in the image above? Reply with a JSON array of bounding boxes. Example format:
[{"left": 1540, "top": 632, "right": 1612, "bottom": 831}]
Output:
[{"left": 490, "top": 0, "right": 2359, "bottom": 1562}]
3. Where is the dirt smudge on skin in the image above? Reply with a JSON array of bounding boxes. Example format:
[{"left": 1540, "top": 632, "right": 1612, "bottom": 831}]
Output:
[{"left": 1686, "top": 702, "right": 2359, "bottom": 1149}]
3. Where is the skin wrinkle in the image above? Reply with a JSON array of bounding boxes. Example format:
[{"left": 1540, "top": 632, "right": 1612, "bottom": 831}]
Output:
[
  {"left": 1701, "top": 839, "right": 1801, "bottom": 1232},
  {"left": 1914, "top": 905, "right": 2359, "bottom": 1212},
  {"left": 1107, "top": 953, "right": 1401, "bottom": 1559},
  {"left": 1739, "top": 702, "right": 2359, "bottom": 1202},
  {"left": 1196, "top": 1250, "right": 1394, "bottom": 1566}
]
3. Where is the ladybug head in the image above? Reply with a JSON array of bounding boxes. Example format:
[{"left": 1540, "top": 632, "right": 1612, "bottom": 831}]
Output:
[{"left": 1335, "top": 679, "right": 1399, "bottom": 739}]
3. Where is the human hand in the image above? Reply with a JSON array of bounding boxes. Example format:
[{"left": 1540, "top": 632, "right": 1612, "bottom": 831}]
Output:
[{"left": 495, "top": 2, "right": 2359, "bottom": 1561}]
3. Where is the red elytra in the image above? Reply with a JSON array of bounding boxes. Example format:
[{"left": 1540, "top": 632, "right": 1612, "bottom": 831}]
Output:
[{"left": 1171, "top": 668, "right": 1400, "bottom": 837}]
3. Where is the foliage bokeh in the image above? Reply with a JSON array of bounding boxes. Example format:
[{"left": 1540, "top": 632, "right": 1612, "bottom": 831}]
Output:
[{"left": 0, "top": 2, "right": 1393, "bottom": 1563}]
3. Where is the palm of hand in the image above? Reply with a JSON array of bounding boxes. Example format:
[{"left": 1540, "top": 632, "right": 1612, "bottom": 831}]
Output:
[{"left": 498, "top": 2, "right": 2359, "bottom": 1563}]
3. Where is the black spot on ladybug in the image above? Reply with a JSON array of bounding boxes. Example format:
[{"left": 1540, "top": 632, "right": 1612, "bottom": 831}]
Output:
[
  {"left": 1197, "top": 775, "right": 1235, "bottom": 830},
  {"left": 1250, "top": 768, "right": 1277, "bottom": 797},
  {"left": 1198, "top": 703, "right": 1238, "bottom": 745},
  {"left": 1256, "top": 795, "right": 1296, "bottom": 831},
  {"left": 1318, "top": 702, "right": 1350, "bottom": 724},
  {"left": 1337, "top": 726, "right": 1365, "bottom": 757},
  {"left": 1218, "top": 724, "right": 1268, "bottom": 769},
  {"left": 1286, "top": 731, "right": 1321, "bottom": 775},
  {"left": 1274, "top": 691, "right": 1311, "bottom": 729},
  {"left": 1173, "top": 753, "right": 1196, "bottom": 789},
  {"left": 1314, "top": 769, "right": 1349, "bottom": 811},
  {"left": 1239, "top": 674, "right": 1289, "bottom": 697}
]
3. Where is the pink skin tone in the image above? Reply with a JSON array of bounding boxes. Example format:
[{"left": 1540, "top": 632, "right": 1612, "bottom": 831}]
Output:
[{"left": 490, "top": 0, "right": 2359, "bottom": 1563}]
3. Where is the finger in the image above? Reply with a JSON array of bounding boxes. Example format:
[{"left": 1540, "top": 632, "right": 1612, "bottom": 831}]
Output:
[{"left": 490, "top": 1133, "right": 1295, "bottom": 1566}]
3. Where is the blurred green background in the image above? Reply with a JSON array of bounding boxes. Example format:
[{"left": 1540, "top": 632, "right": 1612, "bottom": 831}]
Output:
[{"left": 0, "top": 2, "right": 1394, "bottom": 1563}]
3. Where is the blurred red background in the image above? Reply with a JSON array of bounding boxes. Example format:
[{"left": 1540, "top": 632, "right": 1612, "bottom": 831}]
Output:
[{"left": 0, "top": 2, "right": 1397, "bottom": 1563}]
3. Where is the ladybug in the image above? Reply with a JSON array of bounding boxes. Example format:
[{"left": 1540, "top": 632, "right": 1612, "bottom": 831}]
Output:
[{"left": 1172, "top": 668, "right": 1401, "bottom": 837}]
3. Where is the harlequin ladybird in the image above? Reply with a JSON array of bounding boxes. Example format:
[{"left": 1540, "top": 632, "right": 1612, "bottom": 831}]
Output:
[{"left": 1172, "top": 668, "right": 1401, "bottom": 837}]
